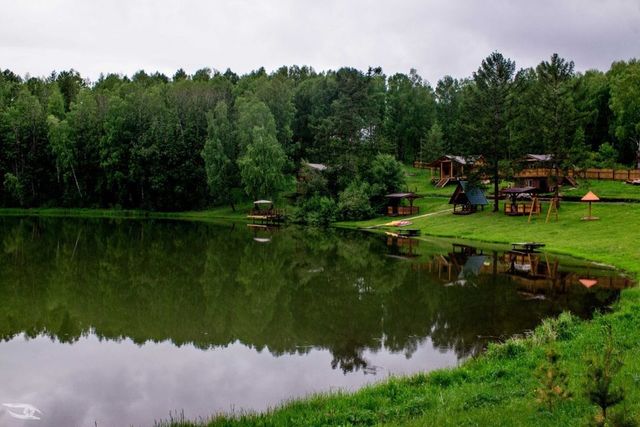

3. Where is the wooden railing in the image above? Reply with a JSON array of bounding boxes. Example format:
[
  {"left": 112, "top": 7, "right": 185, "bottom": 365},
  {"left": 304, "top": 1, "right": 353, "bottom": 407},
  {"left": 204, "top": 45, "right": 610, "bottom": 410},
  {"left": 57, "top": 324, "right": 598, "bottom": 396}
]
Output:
[
  {"left": 514, "top": 168, "right": 554, "bottom": 178},
  {"left": 504, "top": 202, "right": 541, "bottom": 216},
  {"left": 571, "top": 168, "right": 640, "bottom": 181},
  {"left": 387, "top": 206, "right": 419, "bottom": 216},
  {"left": 514, "top": 168, "right": 640, "bottom": 181}
]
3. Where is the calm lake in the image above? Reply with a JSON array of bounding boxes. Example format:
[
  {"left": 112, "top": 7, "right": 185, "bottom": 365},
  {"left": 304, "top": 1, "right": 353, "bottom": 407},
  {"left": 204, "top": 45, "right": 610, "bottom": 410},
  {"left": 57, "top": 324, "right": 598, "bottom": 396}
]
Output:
[{"left": 0, "top": 216, "right": 632, "bottom": 426}]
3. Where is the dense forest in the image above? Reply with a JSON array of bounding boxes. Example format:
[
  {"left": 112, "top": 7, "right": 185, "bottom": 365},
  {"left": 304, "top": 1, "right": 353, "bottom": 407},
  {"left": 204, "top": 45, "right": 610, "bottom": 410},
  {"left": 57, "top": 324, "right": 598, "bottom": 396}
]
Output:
[{"left": 0, "top": 53, "right": 638, "bottom": 218}]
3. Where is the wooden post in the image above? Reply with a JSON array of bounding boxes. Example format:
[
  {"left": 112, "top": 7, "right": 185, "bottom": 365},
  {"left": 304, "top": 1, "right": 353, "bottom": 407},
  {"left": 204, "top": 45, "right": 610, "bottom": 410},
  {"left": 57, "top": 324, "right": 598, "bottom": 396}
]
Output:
[
  {"left": 546, "top": 197, "right": 559, "bottom": 223},
  {"left": 527, "top": 197, "right": 538, "bottom": 223}
]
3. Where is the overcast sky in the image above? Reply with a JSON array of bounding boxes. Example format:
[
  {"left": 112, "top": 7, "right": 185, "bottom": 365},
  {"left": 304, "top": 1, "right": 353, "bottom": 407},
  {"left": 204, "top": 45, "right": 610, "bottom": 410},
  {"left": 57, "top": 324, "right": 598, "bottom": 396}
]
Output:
[{"left": 1, "top": 0, "right": 639, "bottom": 85}]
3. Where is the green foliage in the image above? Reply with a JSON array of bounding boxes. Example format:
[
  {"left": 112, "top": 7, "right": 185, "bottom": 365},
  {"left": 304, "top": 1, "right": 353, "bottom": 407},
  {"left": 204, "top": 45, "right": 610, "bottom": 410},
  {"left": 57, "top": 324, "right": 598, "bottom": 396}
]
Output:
[
  {"left": 1, "top": 57, "right": 640, "bottom": 211},
  {"left": 595, "top": 143, "right": 620, "bottom": 169},
  {"left": 469, "top": 51, "right": 516, "bottom": 211},
  {"left": 337, "top": 180, "right": 373, "bottom": 220},
  {"left": 535, "top": 347, "right": 572, "bottom": 412},
  {"left": 293, "top": 195, "right": 337, "bottom": 226},
  {"left": 584, "top": 323, "right": 625, "bottom": 424},
  {"left": 366, "top": 154, "right": 406, "bottom": 200},
  {"left": 238, "top": 126, "right": 286, "bottom": 200},
  {"left": 3, "top": 172, "right": 24, "bottom": 206},
  {"left": 420, "top": 122, "right": 444, "bottom": 163},
  {"left": 201, "top": 102, "right": 238, "bottom": 209}
]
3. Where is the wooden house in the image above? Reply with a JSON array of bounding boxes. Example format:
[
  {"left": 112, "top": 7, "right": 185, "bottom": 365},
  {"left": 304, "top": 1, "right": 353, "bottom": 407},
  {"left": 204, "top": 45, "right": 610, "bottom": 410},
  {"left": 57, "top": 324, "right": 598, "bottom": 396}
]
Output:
[
  {"left": 448, "top": 181, "right": 488, "bottom": 215},
  {"left": 514, "top": 154, "right": 576, "bottom": 192},
  {"left": 426, "top": 155, "right": 484, "bottom": 188}
]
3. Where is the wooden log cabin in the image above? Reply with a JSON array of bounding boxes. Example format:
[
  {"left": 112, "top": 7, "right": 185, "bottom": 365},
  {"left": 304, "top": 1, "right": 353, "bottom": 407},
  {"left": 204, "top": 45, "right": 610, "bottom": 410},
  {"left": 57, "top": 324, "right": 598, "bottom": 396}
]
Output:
[
  {"left": 514, "top": 154, "right": 577, "bottom": 192},
  {"left": 426, "top": 155, "right": 484, "bottom": 188}
]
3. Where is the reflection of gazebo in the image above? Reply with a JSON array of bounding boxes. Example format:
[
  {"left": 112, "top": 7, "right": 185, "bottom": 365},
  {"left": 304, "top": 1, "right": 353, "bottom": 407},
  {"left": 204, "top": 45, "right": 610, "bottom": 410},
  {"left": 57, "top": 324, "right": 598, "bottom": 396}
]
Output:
[
  {"left": 385, "top": 192, "right": 422, "bottom": 216},
  {"left": 501, "top": 187, "right": 540, "bottom": 216}
]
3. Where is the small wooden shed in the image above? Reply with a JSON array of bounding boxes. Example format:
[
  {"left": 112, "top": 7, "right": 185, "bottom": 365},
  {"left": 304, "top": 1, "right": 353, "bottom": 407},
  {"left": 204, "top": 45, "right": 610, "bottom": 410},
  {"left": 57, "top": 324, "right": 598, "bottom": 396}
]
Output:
[
  {"left": 448, "top": 181, "right": 488, "bottom": 215},
  {"left": 385, "top": 192, "right": 422, "bottom": 216}
]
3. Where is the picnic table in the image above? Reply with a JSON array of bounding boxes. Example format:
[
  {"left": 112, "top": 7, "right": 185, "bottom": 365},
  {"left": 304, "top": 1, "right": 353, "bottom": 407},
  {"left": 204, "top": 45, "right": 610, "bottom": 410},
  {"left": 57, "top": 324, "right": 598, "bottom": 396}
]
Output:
[{"left": 511, "top": 242, "right": 546, "bottom": 253}]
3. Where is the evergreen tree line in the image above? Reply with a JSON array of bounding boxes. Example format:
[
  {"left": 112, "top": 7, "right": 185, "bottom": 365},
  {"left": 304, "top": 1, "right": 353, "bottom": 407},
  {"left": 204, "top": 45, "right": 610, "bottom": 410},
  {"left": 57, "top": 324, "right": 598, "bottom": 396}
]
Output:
[{"left": 0, "top": 53, "right": 638, "bottom": 212}]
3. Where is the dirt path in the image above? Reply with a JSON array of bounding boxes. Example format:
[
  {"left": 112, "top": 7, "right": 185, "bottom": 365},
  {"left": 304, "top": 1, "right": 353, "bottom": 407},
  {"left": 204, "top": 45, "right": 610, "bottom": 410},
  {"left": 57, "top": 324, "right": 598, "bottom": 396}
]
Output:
[{"left": 364, "top": 208, "right": 450, "bottom": 229}]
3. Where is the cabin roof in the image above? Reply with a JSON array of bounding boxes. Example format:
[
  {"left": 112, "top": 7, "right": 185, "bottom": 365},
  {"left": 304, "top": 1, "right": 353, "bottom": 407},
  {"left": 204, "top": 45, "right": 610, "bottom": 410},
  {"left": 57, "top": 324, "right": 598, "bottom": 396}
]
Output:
[
  {"left": 305, "top": 162, "right": 328, "bottom": 171},
  {"left": 426, "top": 154, "right": 483, "bottom": 167},
  {"left": 448, "top": 181, "right": 488, "bottom": 205},
  {"left": 524, "top": 154, "right": 553, "bottom": 162}
]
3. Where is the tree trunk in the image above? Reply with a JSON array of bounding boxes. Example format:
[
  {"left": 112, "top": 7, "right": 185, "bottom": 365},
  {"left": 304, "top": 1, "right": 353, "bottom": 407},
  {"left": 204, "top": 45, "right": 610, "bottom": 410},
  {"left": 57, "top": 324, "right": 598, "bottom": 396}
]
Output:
[
  {"left": 493, "top": 161, "right": 499, "bottom": 212},
  {"left": 71, "top": 164, "right": 82, "bottom": 199}
]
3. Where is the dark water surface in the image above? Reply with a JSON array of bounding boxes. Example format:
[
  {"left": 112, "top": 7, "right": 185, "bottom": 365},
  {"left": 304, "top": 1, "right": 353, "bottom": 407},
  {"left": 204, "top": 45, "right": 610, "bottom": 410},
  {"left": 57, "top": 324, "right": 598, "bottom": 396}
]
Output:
[{"left": 0, "top": 217, "right": 632, "bottom": 426}]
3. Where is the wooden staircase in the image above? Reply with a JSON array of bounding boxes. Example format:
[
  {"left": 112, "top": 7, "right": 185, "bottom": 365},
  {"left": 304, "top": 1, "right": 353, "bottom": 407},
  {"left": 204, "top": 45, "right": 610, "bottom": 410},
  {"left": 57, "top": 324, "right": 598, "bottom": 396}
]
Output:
[{"left": 435, "top": 178, "right": 450, "bottom": 188}]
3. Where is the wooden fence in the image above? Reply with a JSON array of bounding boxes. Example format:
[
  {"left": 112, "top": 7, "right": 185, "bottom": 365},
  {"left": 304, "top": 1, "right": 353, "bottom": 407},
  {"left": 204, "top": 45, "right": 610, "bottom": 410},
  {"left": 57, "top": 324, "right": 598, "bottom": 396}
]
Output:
[
  {"left": 569, "top": 168, "right": 640, "bottom": 181},
  {"left": 413, "top": 161, "right": 640, "bottom": 182}
]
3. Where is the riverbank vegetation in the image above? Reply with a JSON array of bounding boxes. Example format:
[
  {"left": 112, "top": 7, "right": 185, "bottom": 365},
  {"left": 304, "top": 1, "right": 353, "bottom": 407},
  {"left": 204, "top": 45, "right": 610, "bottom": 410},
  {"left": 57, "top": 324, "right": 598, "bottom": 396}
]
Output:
[{"left": 1, "top": 55, "right": 639, "bottom": 218}]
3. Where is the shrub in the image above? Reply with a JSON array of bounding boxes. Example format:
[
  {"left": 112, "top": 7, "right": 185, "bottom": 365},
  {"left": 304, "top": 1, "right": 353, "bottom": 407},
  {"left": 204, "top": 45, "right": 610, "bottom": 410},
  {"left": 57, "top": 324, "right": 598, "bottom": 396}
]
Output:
[
  {"left": 293, "top": 195, "right": 337, "bottom": 226},
  {"left": 337, "top": 181, "right": 374, "bottom": 220},
  {"left": 366, "top": 154, "right": 406, "bottom": 200}
]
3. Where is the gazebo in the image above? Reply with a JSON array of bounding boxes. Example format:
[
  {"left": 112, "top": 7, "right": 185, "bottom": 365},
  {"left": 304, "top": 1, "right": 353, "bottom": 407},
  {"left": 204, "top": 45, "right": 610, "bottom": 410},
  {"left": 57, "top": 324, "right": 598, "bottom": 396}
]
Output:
[
  {"left": 384, "top": 192, "right": 422, "bottom": 216},
  {"left": 448, "top": 181, "right": 488, "bottom": 215},
  {"left": 581, "top": 191, "right": 600, "bottom": 221},
  {"left": 501, "top": 187, "right": 540, "bottom": 216}
]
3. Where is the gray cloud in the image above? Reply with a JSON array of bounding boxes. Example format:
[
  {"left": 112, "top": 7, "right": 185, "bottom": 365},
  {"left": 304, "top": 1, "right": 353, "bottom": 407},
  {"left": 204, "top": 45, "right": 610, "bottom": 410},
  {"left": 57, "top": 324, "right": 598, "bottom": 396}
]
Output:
[{"left": 0, "top": 0, "right": 638, "bottom": 84}]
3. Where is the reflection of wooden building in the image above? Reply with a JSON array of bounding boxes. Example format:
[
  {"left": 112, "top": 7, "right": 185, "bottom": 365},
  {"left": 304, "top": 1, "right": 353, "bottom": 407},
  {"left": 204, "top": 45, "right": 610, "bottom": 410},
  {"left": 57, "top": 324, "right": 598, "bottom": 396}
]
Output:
[
  {"left": 449, "top": 181, "right": 488, "bottom": 215},
  {"left": 385, "top": 192, "right": 422, "bottom": 216},
  {"left": 385, "top": 234, "right": 420, "bottom": 258},
  {"left": 410, "top": 244, "right": 633, "bottom": 292},
  {"left": 514, "top": 154, "right": 577, "bottom": 192},
  {"left": 426, "top": 155, "right": 484, "bottom": 188}
]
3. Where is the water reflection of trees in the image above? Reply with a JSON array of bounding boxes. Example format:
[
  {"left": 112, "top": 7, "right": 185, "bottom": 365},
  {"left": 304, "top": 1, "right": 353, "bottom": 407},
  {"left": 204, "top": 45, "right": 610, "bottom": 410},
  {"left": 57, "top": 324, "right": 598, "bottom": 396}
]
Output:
[{"left": 0, "top": 217, "right": 621, "bottom": 373}]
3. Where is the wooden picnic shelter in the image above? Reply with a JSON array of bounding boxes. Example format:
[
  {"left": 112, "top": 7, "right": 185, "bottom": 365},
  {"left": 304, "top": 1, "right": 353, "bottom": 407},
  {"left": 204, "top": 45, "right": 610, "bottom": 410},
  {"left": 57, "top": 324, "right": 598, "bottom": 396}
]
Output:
[
  {"left": 385, "top": 192, "right": 422, "bottom": 216},
  {"left": 501, "top": 187, "right": 541, "bottom": 216},
  {"left": 448, "top": 181, "right": 488, "bottom": 215}
]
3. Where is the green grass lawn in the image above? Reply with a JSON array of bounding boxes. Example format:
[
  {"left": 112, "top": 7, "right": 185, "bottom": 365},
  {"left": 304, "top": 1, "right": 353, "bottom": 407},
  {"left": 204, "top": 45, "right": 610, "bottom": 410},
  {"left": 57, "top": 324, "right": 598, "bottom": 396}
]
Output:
[{"left": 565, "top": 179, "right": 640, "bottom": 201}]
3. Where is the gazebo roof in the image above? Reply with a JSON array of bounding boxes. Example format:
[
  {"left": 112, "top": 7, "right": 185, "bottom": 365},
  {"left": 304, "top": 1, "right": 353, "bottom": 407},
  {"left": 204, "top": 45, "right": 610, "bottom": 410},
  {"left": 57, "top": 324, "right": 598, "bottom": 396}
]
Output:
[
  {"left": 253, "top": 200, "right": 273, "bottom": 205},
  {"left": 385, "top": 192, "right": 423, "bottom": 200},
  {"left": 581, "top": 191, "right": 600, "bottom": 202},
  {"left": 502, "top": 186, "right": 538, "bottom": 194},
  {"left": 449, "top": 181, "right": 488, "bottom": 205}
]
